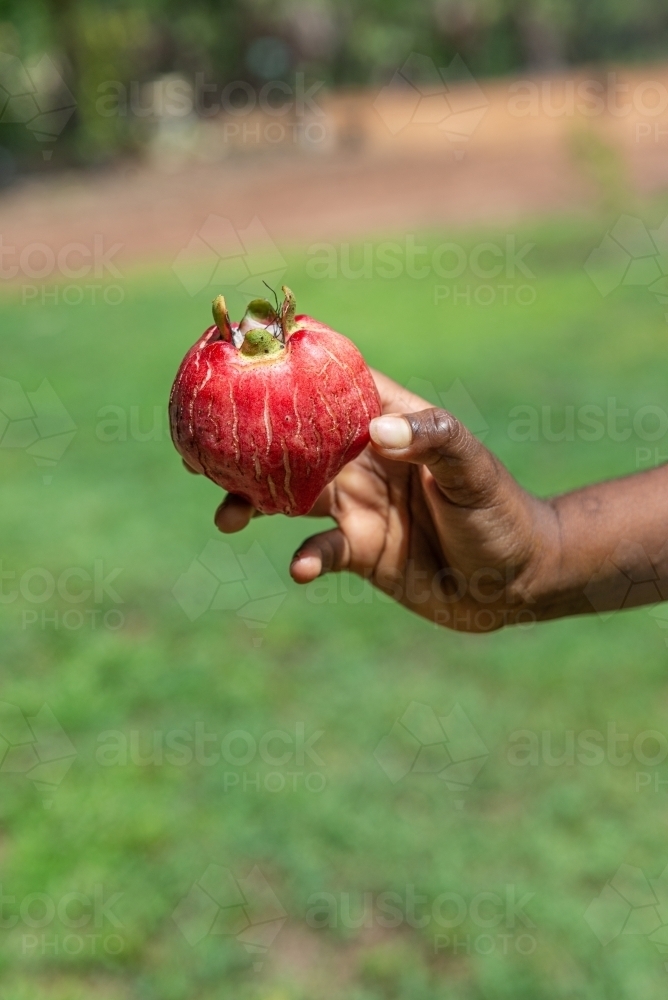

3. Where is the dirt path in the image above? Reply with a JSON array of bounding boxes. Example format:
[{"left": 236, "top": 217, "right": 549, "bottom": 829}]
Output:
[
  {"left": 0, "top": 146, "right": 593, "bottom": 270},
  {"left": 1, "top": 70, "right": 667, "bottom": 273}
]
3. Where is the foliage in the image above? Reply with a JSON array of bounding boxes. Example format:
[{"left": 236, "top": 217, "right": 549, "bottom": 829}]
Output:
[{"left": 0, "top": 0, "right": 668, "bottom": 168}]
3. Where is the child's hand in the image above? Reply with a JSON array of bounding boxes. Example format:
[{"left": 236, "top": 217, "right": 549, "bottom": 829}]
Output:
[{"left": 214, "top": 370, "right": 558, "bottom": 631}]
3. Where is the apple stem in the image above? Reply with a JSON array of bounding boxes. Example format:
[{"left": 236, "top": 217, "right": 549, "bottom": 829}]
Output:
[{"left": 212, "top": 295, "right": 233, "bottom": 340}]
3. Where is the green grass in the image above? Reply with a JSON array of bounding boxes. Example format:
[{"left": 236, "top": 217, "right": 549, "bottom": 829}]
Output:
[{"left": 3, "top": 210, "right": 668, "bottom": 999}]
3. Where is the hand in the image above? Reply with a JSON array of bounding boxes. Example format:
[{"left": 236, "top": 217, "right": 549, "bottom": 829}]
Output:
[{"left": 212, "top": 370, "right": 559, "bottom": 632}]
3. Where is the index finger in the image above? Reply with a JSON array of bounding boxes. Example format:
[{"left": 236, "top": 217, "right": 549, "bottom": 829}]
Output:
[{"left": 215, "top": 494, "right": 260, "bottom": 533}]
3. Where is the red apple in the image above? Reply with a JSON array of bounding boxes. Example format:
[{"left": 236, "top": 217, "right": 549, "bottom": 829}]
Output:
[{"left": 169, "top": 287, "right": 381, "bottom": 516}]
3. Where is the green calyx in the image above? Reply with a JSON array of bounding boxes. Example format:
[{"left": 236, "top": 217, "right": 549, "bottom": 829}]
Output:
[
  {"left": 245, "top": 298, "right": 277, "bottom": 325},
  {"left": 239, "top": 329, "right": 283, "bottom": 357},
  {"left": 210, "top": 286, "right": 298, "bottom": 355}
]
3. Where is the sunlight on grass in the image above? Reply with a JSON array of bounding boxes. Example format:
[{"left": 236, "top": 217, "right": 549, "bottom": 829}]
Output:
[{"left": 2, "top": 210, "right": 668, "bottom": 999}]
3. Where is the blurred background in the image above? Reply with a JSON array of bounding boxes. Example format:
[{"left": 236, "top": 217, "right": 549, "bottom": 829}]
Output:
[{"left": 3, "top": 1, "right": 668, "bottom": 998}]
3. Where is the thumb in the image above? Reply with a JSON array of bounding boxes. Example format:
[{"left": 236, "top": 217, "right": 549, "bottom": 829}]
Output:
[{"left": 369, "top": 409, "right": 503, "bottom": 508}]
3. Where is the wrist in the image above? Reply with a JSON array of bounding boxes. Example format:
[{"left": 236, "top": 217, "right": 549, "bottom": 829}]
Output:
[
  {"left": 518, "top": 495, "right": 598, "bottom": 622},
  {"left": 509, "top": 496, "right": 570, "bottom": 623}
]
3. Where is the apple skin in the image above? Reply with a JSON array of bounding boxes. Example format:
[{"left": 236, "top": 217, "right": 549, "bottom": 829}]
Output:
[{"left": 169, "top": 311, "right": 381, "bottom": 516}]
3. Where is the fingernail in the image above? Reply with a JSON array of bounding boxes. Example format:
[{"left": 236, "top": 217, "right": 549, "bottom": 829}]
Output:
[{"left": 370, "top": 415, "right": 412, "bottom": 450}]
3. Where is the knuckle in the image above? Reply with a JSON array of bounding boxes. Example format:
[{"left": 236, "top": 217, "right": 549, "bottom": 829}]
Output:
[
  {"left": 425, "top": 408, "right": 458, "bottom": 448},
  {"left": 320, "top": 538, "right": 336, "bottom": 574},
  {"left": 414, "top": 408, "right": 474, "bottom": 463},
  {"left": 408, "top": 408, "right": 458, "bottom": 450}
]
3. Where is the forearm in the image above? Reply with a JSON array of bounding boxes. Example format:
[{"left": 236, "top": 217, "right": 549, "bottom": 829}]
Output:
[{"left": 531, "top": 465, "right": 668, "bottom": 621}]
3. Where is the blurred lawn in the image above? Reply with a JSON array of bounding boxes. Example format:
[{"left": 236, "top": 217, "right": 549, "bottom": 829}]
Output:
[{"left": 3, "top": 211, "right": 668, "bottom": 999}]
